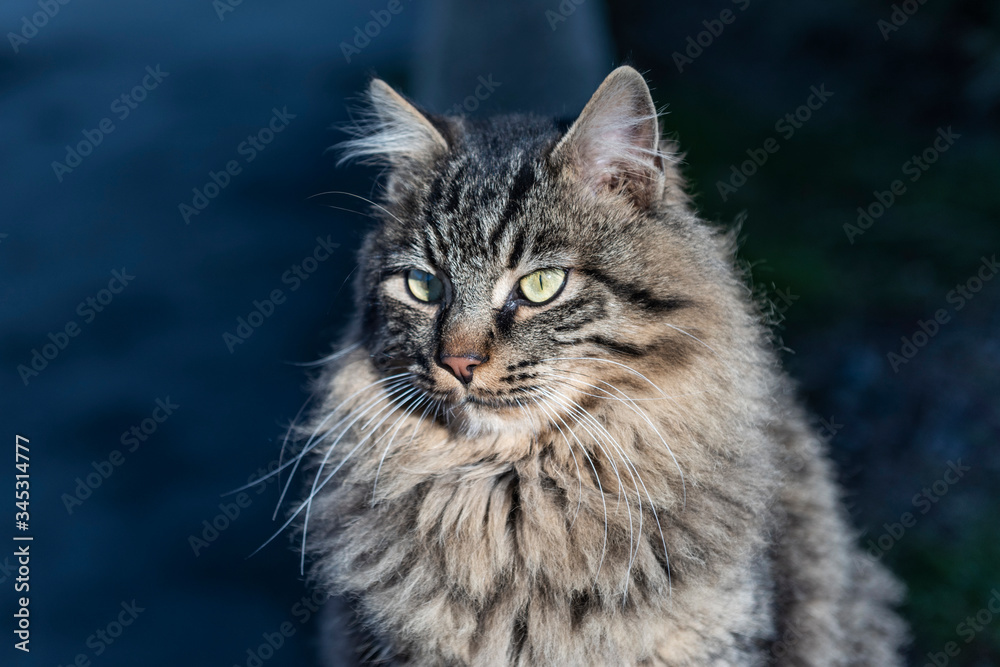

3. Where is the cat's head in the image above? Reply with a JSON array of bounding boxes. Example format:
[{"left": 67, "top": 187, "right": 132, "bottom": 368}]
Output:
[{"left": 338, "top": 67, "right": 744, "bottom": 436}]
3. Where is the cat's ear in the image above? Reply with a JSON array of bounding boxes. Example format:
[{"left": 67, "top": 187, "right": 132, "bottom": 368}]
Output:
[
  {"left": 550, "top": 66, "right": 668, "bottom": 208},
  {"left": 337, "top": 78, "right": 448, "bottom": 167}
]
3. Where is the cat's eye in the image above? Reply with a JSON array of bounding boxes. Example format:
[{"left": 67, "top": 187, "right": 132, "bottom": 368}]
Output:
[
  {"left": 518, "top": 268, "right": 567, "bottom": 304},
  {"left": 405, "top": 269, "right": 444, "bottom": 303}
]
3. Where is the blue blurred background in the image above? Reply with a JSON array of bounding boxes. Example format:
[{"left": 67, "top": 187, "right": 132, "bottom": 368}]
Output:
[{"left": 2, "top": 0, "right": 998, "bottom": 665}]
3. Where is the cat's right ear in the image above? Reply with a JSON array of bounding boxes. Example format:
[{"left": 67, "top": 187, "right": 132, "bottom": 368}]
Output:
[
  {"left": 550, "top": 67, "right": 677, "bottom": 210},
  {"left": 337, "top": 79, "right": 448, "bottom": 168}
]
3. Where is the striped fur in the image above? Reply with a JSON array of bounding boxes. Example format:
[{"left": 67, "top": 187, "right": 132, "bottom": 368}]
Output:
[{"left": 296, "top": 67, "right": 906, "bottom": 666}]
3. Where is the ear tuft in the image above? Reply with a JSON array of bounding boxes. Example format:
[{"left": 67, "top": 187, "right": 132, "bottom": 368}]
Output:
[
  {"left": 337, "top": 79, "right": 448, "bottom": 167},
  {"left": 551, "top": 66, "right": 672, "bottom": 208}
]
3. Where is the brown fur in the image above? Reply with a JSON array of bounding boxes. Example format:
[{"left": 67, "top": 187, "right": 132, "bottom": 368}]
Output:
[{"left": 295, "top": 67, "right": 907, "bottom": 666}]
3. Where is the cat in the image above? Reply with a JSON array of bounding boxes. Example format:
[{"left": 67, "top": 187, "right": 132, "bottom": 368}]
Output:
[{"left": 290, "top": 66, "right": 907, "bottom": 665}]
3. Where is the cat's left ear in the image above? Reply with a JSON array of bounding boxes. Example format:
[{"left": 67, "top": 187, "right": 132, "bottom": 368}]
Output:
[
  {"left": 338, "top": 78, "right": 448, "bottom": 168},
  {"left": 550, "top": 67, "right": 669, "bottom": 209}
]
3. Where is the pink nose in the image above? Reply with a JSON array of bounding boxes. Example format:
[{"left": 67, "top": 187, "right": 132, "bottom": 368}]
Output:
[{"left": 439, "top": 354, "right": 485, "bottom": 385}]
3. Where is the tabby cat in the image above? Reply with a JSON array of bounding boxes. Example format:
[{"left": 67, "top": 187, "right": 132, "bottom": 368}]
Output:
[{"left": 291, "top": 67, "right": 907, "bottom": 665}]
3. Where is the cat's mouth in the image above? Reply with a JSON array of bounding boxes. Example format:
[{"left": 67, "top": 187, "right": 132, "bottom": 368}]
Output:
[
  {"left": 448, "top": 389, "right": 546, "bottom": 436},
  {"left": 460, "top": 394, "right": 524, "bottom": 410}
]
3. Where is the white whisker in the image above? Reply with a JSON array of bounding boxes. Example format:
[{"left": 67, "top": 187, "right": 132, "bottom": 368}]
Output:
[
  {"left": 544, "top": 379, "right": 673, "bottom": 599},
  {"left": 547, "top": 370, "right": 687, "bottom": 508},
  {"left": 371, "top": 395, "right": 430, "bottom": 504},
  {"left": 541, "top": 387, "right": 644, "bottom": 599},
  {"left": 548, "top": 368, "right": 705, "bottom": 402},
  {"left": 300, "top": 384, "right": 423, "bottom": 572},
  {"left": 250, "top": 378, "right": 416, "bottom": 563},
  {"left": 537, "top": 388, "right": 626, "bottom": 583},
  {"left": 308, "top": 190, "right": 410, "bottom": 229},
  {"left": 228, "top": 373, "right": 413, "bottom": 498},
  {"left": 267, "top": 374, "right": 414, "bottom": 511},
  {"left": 540, "top": 356, "right": 669, "bottom": 398},
  {"left": 271, "top": 391, "right": 316, "bottom": 520},
  {"left": 291, "top": 340, "right": 363, "bottom": 367},
  {"left": 519, "top": 396, "right": 584, "bottom": 528},
  {"left": 661, "top": 323, "right": 739, "bottom": 378}
]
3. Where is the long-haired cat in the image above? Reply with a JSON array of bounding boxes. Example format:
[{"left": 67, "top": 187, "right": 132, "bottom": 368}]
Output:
[{"left": 290, "top": 67, "right": 907, "bottom": 665}]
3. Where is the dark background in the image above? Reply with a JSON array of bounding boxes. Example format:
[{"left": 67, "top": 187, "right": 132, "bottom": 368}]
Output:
[{"left": 2, "top": 0, "right": 998, "bottom": 665}]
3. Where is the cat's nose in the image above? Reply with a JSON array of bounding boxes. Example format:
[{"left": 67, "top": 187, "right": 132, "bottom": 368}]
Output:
[{"left": 439, "top": 353, "right": 486, "bottom": 385}]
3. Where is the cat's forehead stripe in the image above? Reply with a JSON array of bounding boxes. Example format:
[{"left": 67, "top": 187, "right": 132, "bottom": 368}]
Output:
[
  {"left": 490, "top": 159, "right": 538, "bottom": 249},
  {"left": 419, "top": 150, "right": 544, "bottom": 275},
  {"left": 507, "top": 228, "right": 527, "bottom": 270}
]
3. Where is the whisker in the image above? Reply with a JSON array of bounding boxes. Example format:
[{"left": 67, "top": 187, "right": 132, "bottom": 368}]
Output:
[
  {"left": 547, "top": 368, "right": 705, "bottom": 402},
  {"left": 405, "top": 397, "right": 438, "bottom": 449},
  {"left": 538, "top": 387, "right": 626, "bottom": 504},
  {"left": 300, "top": 384, "right": 423, "bottom": 573},
  {"left": 308, "top": 190, "right": 409, "bottom": 228},
  {"left": 249, "top": 378, "right": 414, "bottom": 562},
  {"left": 661, "top": 323, "right": 739, "bottom": 378},
  {"left": 320, "top": 203, "right": 381, "bottom": 221},
  {"left": 524, "top": 396, "right": 583, "bottom": 528},
  {"left": 266, "top": 375, "right": 413, "bottom": 512},
  {"left": 541, "top": 387, "right": 643, "bottom": 598},
  {"left": 547, "top": 371, "right": 687, "bottom": 508},
  {"left": 544, "top": 379, "right": 672, "bottom": 599},
  {"left": 540, "top": 356, "right": 669, "bottom": 398},
  {"left": 541, "top": 390, "right": 634, "bottom": 580},
  {"left": 272, "top": 391, "right": 316, "bottom": 520},
  {"left": 535, "top": 393, "right": 609, "bottom": 582},
  {"left": 291, "top": 340, "right": 362, "bottom": 367},
  {"left": 371, "top": 395, "right": 430, "bottom": 504},
  {"left": 225, "top": 373, "right": 413, "bottom": 497}
]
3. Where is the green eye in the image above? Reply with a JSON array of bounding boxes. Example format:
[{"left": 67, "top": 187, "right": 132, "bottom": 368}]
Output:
[
  {"left": 405, "top": 269, "right": 444, "bottom": 303},
  {"left": 518, "top": 268, "right": 567, "bottom": 304}
]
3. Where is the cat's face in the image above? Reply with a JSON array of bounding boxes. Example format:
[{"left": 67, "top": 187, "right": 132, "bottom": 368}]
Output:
[{"left": 345, "top": 69, "right": 709, "bottom": 435}]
